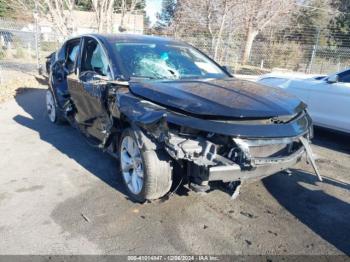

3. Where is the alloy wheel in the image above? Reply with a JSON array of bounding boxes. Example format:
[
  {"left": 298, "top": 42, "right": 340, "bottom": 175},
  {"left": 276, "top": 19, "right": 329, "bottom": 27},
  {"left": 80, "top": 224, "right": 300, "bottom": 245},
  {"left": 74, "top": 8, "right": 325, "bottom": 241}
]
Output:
[
  {"left": 46, "top": 90, "right": 56, "bottom": 123},
  {"left": 120, "top": 135, "right": 144, "bottom": 194}
]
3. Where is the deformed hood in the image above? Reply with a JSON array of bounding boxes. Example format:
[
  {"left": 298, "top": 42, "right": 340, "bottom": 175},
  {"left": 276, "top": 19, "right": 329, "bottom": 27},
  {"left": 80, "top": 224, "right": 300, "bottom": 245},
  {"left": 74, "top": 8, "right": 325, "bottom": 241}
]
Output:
[{"left": 129, "top": 78, "right": 305, "bottom": 119}]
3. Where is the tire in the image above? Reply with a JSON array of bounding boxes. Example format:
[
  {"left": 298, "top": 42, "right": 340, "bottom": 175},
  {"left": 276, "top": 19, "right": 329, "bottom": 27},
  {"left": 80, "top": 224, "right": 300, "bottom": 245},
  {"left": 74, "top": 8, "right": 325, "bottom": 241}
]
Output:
[
  {"left": 46, "top": 89, "right": 64, "bottom": 124},
  {"left": 119, "top": 128, "right": 173, "bottom": 202}
]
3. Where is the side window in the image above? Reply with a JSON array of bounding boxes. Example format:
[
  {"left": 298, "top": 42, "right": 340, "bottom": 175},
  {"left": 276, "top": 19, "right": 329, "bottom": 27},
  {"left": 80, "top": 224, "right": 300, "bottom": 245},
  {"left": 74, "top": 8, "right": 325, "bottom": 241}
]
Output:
[
  {"left": 81, "top": 38, "right": 111, "bottom": 78},
  {"left": 65, "top": 40, "right": 80, "bottom": 73},
  {"left": 338, "top": 70, "right": 350, "bottom": 83}
]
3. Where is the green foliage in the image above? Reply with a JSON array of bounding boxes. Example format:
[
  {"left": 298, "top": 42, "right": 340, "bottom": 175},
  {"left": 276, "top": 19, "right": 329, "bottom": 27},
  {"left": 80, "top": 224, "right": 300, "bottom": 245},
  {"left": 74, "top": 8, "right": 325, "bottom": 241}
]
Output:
[
  {"left": 0, "top": 47, "right": 5, "bottom": 60},
  {"left": 75, "top": 0, "right": 93, "bottom": 11},
  {"left": 134, "top": 0, "right": 146, "bottom": 10},
  {"left": 0, "top": 0, "right": 12, "bottom": 17},
  {"left": 276, "top": 0, "right": 332, "bottom": 46},
  {"left": 328, "top": 0, "right": 350, "bottom": 47}
]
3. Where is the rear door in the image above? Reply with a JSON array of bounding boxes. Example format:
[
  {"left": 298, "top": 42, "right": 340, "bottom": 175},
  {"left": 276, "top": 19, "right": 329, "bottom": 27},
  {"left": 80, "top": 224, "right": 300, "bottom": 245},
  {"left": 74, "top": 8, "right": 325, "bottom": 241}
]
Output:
[{"left": 67, "top": 36, "right": 113, "bottom": 141}]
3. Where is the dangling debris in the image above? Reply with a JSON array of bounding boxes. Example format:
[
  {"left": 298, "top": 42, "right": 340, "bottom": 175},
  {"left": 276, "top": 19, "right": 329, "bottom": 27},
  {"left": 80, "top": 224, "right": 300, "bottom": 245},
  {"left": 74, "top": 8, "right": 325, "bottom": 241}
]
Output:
[{"left": 300, "top": 137, "right": 323, "bottom": 182}]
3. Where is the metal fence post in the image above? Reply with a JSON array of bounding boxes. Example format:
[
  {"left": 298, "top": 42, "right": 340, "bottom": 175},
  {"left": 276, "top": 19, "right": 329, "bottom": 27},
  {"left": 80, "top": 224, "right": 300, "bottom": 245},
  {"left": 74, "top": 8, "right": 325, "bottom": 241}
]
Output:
[
  {"left": 33, "top": 2, "right": 42, "bottom": 75},
  {"left": 0, "top": 65, "right": 3, "bottom": 85},
  {"left": 308, "top": 28, "right": 320, "bottom": 74}
]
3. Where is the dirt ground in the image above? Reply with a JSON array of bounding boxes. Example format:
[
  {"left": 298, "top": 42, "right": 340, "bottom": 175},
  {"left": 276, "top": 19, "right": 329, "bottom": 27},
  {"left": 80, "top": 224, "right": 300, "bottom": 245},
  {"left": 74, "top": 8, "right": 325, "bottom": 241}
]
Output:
[
  {"left": 0, "top": 70, "right": 46, "bottom": 103},
  {"left": 0, "top": 85, "right": 349, "bottom": 256}
]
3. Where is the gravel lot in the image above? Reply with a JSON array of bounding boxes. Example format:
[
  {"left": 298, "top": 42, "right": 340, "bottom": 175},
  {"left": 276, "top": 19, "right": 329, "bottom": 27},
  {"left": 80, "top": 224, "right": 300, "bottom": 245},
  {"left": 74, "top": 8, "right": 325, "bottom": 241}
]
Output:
[{"left": 0, "top": 88, "right": 349, "bottom": 255}]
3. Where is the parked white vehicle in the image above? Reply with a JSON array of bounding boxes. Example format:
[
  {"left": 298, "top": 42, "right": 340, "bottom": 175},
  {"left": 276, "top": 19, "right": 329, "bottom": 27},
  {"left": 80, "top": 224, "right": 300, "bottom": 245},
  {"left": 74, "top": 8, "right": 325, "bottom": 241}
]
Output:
[{"left": 258, "top": 69, "right": 350, "bottom": 133}]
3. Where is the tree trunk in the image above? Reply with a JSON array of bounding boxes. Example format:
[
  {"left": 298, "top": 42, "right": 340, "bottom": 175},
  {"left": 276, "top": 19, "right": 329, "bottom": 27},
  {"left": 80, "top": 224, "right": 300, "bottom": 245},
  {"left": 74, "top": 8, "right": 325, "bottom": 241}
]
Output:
[
  {"left": 213, "top": 0, "right": 228, "bottom": 61},
  {"left": 242, "top": 26, "right": 258, "bottom": 64},
  {"left": 119, "top": 0, "right": 126, "bottom": 32},
  {"left": 44, "top": 0, "right": 69, "bottom": 36},
  {"left": 106, "top": 0, "right": 114, "bottom": 33}
]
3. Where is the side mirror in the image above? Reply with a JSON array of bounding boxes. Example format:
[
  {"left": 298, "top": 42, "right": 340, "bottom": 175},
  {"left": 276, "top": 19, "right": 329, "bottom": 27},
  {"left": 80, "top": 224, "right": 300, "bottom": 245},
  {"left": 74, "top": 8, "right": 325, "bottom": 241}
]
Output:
[
  {"left": 221, "top": 65, "right": 232, "bottom": 75},
  {"left": 327, "top": 75, "right": 338, "bottom": 84}
]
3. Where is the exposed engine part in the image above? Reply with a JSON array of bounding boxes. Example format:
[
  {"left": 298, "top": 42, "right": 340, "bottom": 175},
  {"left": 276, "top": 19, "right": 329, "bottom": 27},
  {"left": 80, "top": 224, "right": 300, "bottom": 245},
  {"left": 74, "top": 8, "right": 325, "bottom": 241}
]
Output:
[
  {"left": 160, "top": 130, "right": 320, "bottom": 189},
  {"left": 165, "top": 133, "right": 219, "bottom": 166}
]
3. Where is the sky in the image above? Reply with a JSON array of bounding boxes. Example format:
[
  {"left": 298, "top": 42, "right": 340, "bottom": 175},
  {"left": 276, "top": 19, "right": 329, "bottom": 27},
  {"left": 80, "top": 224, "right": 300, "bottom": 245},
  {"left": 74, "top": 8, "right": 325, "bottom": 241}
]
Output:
[{"left": 145, "top": 0, "right": 163, "bottom": 25}]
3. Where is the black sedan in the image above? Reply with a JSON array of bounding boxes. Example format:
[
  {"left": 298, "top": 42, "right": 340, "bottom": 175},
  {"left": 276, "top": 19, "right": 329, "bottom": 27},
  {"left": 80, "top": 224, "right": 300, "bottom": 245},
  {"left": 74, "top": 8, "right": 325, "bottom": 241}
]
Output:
[{"left": 46, "top": 34, "right": 320, "bottom": 202}]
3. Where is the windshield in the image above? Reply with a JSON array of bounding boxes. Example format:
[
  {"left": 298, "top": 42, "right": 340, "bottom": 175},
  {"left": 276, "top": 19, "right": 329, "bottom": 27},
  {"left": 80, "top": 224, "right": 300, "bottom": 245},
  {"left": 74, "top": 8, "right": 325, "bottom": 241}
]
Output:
[{"left": 113, "top": 42, "right": 227, "bottom": 80}]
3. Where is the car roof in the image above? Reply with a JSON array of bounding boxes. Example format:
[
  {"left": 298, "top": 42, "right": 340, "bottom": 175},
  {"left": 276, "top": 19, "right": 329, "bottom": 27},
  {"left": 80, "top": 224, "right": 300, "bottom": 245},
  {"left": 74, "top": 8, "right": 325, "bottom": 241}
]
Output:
[{"left": 81, "top": 33, "right": 188, "bottom": 46}]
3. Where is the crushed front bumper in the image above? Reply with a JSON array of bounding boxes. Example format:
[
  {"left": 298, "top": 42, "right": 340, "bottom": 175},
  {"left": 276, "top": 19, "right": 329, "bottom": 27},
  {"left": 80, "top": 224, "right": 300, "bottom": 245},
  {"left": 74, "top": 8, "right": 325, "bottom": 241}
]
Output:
[
  {"left": 209, "top": 146, "right": 305, "bottom": 182},
  {"left": 164, "top": 128, "right": 321, "bottom": 183}
]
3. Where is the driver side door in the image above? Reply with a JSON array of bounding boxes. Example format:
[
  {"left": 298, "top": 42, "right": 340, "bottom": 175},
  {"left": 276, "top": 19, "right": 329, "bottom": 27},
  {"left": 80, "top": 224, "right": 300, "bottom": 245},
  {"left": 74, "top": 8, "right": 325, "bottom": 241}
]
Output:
[{"left": 67, "top": 37, "right": 112, "bottom": 142}]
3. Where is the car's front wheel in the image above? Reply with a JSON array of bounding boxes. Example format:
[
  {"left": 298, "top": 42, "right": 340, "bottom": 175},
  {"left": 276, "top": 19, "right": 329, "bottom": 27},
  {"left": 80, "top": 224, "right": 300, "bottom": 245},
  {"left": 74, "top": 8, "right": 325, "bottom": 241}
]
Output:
[{"left": 119, "top": 128, "right": 173, "bottom": 202}]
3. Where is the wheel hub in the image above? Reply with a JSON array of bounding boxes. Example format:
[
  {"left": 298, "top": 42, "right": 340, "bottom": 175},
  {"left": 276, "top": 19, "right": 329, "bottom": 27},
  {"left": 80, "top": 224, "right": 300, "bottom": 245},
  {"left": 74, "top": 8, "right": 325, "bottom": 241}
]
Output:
[{"left": 120, "top": 135, "right": 144, "bottom": 195}]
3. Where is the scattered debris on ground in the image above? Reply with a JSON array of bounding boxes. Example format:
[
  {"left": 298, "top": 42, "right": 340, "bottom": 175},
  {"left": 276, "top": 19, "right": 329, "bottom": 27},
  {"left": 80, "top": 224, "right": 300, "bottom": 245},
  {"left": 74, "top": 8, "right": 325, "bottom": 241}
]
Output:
[{"left": 81, "top": 213, "right": 90, "bottom": 223}]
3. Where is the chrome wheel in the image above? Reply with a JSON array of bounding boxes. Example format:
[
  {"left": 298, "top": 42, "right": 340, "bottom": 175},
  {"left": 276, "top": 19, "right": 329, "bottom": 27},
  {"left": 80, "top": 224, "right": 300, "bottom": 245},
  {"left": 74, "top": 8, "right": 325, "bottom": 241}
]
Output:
[
  {"left": 46, "top": 90, "right": 56, "bottom": 122},
  {"left": 120, "top": 135, "right": 144, "bottom": 195}
]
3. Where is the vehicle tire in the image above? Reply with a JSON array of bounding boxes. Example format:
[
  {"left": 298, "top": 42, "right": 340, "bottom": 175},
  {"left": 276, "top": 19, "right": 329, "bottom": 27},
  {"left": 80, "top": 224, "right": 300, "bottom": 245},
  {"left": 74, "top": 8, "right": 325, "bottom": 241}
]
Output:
[
  {"left": 119, "top": 128, "right": 173, "bottom": 202},
  {"left": 46, "top": 89, "right": 64, "bottom": 124}
]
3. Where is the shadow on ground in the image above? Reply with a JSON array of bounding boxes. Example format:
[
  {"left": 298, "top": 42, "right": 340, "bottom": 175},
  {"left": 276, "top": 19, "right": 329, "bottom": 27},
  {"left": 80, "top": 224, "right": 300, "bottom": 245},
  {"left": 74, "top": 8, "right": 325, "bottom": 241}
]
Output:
[
  {"left": 13, "top": 87, "right": 130, "bottom": 200},
  {"left": 312, "top": 126, "right": 350, "bottom": 154},
  {"left": 263, "top": 168, "right": 350, "bottom": 255},
  {"left": 264, "top": 126, "right": 350, "bottom": 255}
]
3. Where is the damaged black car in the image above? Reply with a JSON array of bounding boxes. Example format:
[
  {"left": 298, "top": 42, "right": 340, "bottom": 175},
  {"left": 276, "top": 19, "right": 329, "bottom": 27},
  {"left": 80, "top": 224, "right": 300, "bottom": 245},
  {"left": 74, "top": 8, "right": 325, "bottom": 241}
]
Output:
[{"left": 46, "top": 34, "right": 321, "bottom": 202}]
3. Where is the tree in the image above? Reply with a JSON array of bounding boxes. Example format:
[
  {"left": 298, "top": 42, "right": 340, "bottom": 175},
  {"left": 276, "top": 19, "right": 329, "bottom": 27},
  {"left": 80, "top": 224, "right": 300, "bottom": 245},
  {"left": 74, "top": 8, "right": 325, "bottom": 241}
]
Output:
[
  {"left": 239, "top": 0, "right": 298, "bottom": 64},
  {"left": 328, "top": 0, "right": 350, "bottom": 47},
  {"left": 92, "top": 0, "right": 145, "bottom": 33},
  {"left": 116, "top": 0, "right": 145, "bottom": 32},
  {"left": 76, "top": 0, "right": 93, "bottom": 11},
  {"left": 92, "top": 0, "right": 115, "bottom": 33},
  {"left": 44, "top": 0, "right": 76, "bottom": 35},
  {"left": 167, "top": 0, "right": 299, "bottom": 63},
  {"left": 7, "top": 0, "right": 146, "bottom": 34},
  {"left": 0, "top": 0, "right": 12, "bottom": 17},
  {"left": 276, "top": 0, "right": 333, "bottom": 46},
  {"left": 155, "top": 0, "right": 177, "bottom": 29},
  {"left": 7, "top": 0, "right": 75, "bottom": 36},
  {"left": 169, "top": 0, "right": 241, "bottom": 62}
]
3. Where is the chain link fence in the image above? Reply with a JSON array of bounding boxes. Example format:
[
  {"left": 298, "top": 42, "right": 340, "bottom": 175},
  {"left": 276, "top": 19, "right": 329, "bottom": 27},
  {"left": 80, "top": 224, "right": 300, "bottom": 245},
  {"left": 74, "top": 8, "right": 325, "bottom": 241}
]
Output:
[
  {"left": 2, "top": 16, "right": 350, "bottom": 84},
  {"left": 0, "top": 17, "right": 64, "bottom": 85}
]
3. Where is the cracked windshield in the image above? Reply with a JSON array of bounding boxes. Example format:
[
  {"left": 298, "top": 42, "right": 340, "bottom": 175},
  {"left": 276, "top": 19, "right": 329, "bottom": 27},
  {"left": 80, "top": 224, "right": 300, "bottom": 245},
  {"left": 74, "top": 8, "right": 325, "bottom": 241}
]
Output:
[{"left": 114, "top": 42, "right": 227, "bottom": 80}]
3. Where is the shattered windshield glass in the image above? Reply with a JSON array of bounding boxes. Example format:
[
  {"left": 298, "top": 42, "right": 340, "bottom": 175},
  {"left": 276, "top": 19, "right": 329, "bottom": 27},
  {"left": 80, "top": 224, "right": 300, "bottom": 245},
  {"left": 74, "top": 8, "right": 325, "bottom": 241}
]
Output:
[{"left": 113, "top": 42, "right": 227, "bottom": 80}]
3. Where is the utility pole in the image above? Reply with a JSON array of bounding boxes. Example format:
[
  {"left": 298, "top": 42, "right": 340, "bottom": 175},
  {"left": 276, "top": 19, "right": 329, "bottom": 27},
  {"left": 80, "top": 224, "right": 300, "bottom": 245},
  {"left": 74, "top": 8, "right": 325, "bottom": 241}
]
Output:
[{"left": 308, "top": 28, "right": 320, "bottom": 74}]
